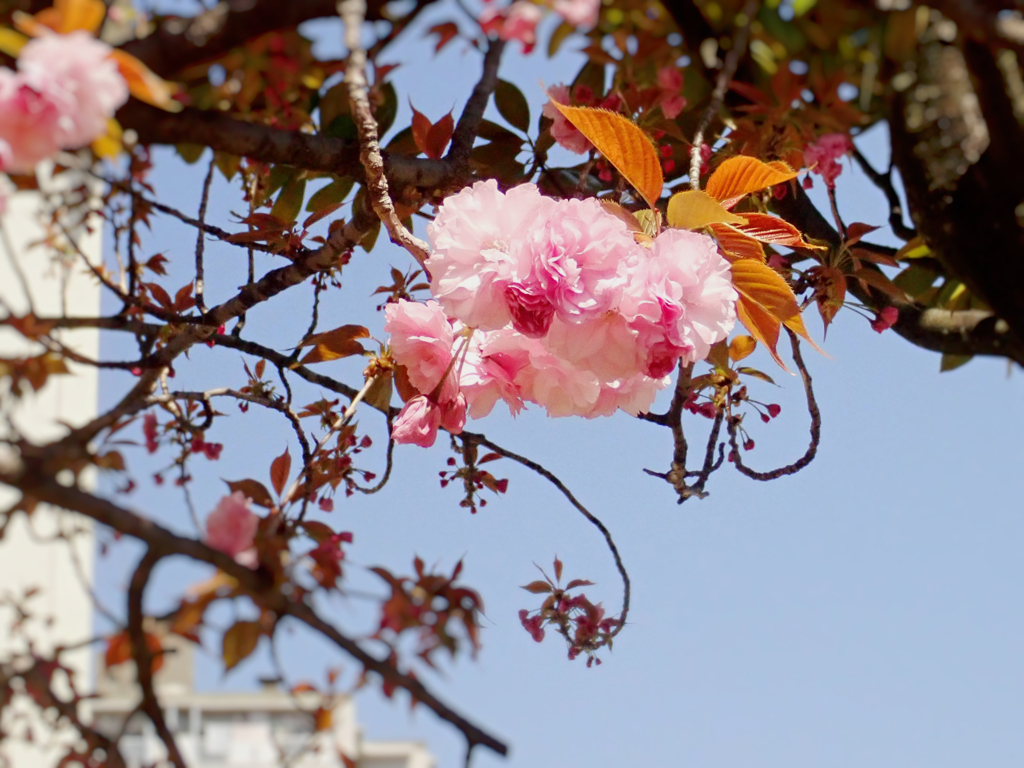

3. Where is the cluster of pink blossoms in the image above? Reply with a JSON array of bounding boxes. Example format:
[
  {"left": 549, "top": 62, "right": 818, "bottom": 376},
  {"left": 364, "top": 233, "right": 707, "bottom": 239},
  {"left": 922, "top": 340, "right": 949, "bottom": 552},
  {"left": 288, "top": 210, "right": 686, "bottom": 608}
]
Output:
[
  {"left": 802, "top": 132, "right": 853, "bottom": 189},
  {"left": 0, "top": 32, "right": 128, "bottom": 175},
  {"left": 480, "top": 0, "right": 599, "bottom": 52},
  {"left": 385, "top": 180, "right": 738, "bottom": 447}
]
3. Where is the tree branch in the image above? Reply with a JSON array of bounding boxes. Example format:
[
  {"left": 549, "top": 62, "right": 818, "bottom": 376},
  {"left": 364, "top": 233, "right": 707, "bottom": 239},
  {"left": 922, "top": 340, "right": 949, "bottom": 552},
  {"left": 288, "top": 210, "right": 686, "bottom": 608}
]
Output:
[
  {"left": 447, "top": 38, "right": 507, "bottom": 171},
  {"left": 0, "top": 459, "right": 509, "bottom": 758},
  {"left": 127, "top": 549, "right": 186, "bottom": 768},
  {"left": 341, "top": 0, "right": 431, "bottom": 268}
]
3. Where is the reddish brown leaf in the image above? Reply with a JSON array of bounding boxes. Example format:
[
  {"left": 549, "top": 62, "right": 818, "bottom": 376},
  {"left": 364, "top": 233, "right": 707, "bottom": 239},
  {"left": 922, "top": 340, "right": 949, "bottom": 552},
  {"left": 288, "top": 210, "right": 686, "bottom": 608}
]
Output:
[
  {"left": 147, "top": 283, "right": 173, "bottom": 310},
  {"left": 410, "top": 103, "right": 432, "bottom": 156},
  {"left": 521, "top": 580, "right": 553, "bottom": 594},
  {"left": 845, "top": 222, "right": 880, "bottom": 246},
  {"left": 425, "top": 112, "right": 454, "bottom": 160},
  {"left": 224, "top": 478, "right": 274, "bottom": 508},
  {"left": 270, "top": 447, "right": 291, "bottom": 497},
  {"left": 428, "top": 22, "right": 459, "bottom": 53}
]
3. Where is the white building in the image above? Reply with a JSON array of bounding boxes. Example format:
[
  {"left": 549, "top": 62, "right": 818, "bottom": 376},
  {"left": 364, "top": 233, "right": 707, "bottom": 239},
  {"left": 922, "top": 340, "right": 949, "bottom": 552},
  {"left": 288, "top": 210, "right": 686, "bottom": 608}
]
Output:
[{"left": 89, "top": 632, "right": 434, "bottom": 768}]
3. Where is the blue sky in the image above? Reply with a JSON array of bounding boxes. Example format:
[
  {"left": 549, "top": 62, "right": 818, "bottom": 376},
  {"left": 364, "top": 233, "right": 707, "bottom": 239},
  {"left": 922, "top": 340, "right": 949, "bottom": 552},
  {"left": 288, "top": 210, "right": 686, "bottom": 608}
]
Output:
[{"left": 96, "top": 6, "right": 1024, "bottom": 767}]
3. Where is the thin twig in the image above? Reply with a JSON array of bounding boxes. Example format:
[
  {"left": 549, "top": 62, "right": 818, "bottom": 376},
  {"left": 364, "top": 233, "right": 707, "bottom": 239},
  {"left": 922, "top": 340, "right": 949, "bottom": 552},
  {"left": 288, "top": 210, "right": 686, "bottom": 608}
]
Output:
[
  {"left": 0, "top": 223, "right": 36, "bottom": 316},
  {"left": 195, "top": 155, "right": 217, "bottom": 314},
  {"left": 447, "top": 38, "right": 506, "bottom": 171},
  {"left": 849, "top": 144, "right": 917, "bottom": 241},
  {"left": 127, "top": 549, "right": 186, "bottom": 768},
  {"left": 340, "top": 0, "right": 431, "bottom": 268},
  {"left": 729, "top": 329, "right": 821, "bottom": 480},
  {"left": 689, "top": 0, "right": 759, "bottom": 188},
  {"left": 463, "top": 430, "right": 631, "bottom": 636}
]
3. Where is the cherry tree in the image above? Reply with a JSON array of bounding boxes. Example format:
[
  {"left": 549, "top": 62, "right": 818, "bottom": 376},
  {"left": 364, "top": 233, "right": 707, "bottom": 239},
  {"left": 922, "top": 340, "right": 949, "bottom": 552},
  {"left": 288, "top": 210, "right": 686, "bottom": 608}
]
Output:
[{"left": 0, "top": 0, "right": 1021, "bottom": 764}]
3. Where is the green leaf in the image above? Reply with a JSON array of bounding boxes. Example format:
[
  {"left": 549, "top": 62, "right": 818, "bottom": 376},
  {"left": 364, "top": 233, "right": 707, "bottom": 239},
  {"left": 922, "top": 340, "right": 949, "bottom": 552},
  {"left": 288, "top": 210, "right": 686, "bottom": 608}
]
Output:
[
  {"left": 495, "top": 79, "right": 530, "bottom": 133},
  {"left": 375, "top": 82, "right": 398, "bottom": 137},
  {"left": 222, "top": 621, "right": 261, "bottom": 671},
  {"left": 306, "top": 177, "right": 354, "bottom": 213},
  {"left": 270, "top": 174, "right": 307, "bottom": 224},
  {"left": 548, "top": 21, "right": 574, "bottom": 57},
  {"left": 940, "top": 353, "right": 972, "bottom": 372},
  {"left": 176, "top": 144, "right": 205, "bottom": 164}
]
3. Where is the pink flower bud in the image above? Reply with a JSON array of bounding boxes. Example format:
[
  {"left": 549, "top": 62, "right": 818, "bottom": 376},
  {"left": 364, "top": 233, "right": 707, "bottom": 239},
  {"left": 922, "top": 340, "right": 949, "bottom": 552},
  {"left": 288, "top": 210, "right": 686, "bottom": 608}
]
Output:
[{"left": 205, "top": 491, "right": 259, "bottom": 563}]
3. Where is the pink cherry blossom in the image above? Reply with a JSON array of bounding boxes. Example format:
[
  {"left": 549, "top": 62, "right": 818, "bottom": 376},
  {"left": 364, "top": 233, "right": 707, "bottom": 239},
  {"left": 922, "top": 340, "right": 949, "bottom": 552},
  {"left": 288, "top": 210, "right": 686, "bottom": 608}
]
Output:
[
  {"left": 0, "top": 68, "right": 68, "bottom": 174},
  {"left": 459, "top": 329, "right": 534, "bottom": 418},
  {"left": 480, "top": 1, "right": 543, "bottom": 52},
  {"left": 439, "top": 392, "right": 467, "bottom": 433},
  {"left": 426, "top": 180, "right": 554, "bottom": 330},
  {"left": 544, "top": 313, "right": 643, "bottom": 381},
  {"left": 656, "top": 66, "right": 686, "bottom": 119},
  {"left": 871, "top": 306, "right": 899, "bottom": 333},
  {"left": 621, "top": 229, "right": 737, "bottom": 377},
  {"left": 803, "top": 132, "right": 853, "bottom": 189},
  {"left": 515, "top": 345, "right": 601, "bottom": 417},
  {"left": 541, "top": 85, "right": 592, "bottom": 155},
  {"left": 384, "top": 299, "right": 458, "bottom": 401},
  {"left": 392, "top": 395, "right": 444, "bottom": 447},
  {"left": 552, "top": 0, "right": 599, "bottom": 27},
  {"left": 505, "top": 196, "right": 635, "bottom": 337},
  {"left": 18, "top": 32, "right": 128, "bottom": 149},
  {"left": 206, "top": 491, "right": 259, "bottom": 560},
  {"left": 586, "top": 373, "right": 669, "bottom": 418}
]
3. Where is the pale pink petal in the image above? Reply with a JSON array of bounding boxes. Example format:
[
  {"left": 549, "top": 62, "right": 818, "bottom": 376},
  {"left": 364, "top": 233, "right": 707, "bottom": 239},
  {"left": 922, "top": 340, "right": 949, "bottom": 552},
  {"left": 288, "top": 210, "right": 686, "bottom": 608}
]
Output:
[
  {"left": 205, "top": 492, "right": 259, "bottom": 560},
  {"left": 392, "top": 395, "right": 443, "bottom": 447}
]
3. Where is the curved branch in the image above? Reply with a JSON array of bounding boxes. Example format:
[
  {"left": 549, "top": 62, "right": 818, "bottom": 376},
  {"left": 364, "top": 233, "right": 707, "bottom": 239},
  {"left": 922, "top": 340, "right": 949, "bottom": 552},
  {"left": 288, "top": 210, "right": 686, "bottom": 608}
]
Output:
[
  {"left": 728, "top": 330, "right": 821, "bottom": 481},
  {"left": 462, "top": 430, "right": 631, "bottom": 636},
  {"left": 447, "top": 38, "right": 506, "bottom": 171},
  {"left": 127, "top": 549, "right": 186, "bottom": 768}
]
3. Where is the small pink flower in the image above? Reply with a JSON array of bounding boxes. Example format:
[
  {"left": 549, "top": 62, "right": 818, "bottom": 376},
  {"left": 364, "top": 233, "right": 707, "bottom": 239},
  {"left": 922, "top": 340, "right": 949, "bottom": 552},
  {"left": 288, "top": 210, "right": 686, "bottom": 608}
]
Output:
[
  {"left": 519, "top": 609, "right": 546, "bottom": 642},
  {"left": 18, "top": 32, "right": 128, "bottom": 149},
  {"left": 143, "top": 413, "right": 159, "bottom": 453},
  {"left": 621, "top": 229, "right": 738, "bottom": 376},
  {"left": 803, "top": 133, "right": 853, "bottom": 189},
  {"left": 459, "top": 329, "right": 533, "bottom": 418},
  {"left": 871, "top": 306, "right": 899, "bottom": 333},
  {"left": 392, "top": 395, "right": 444, "bottom": 447},
  {"left": 205, "top": 491, "right": 259, "bottom": 562},
  {"left": 552, "top": 0, "right": 599, "bottom": 27},
  {"left": 541, "top": 85, "right": 592, "bottom": 155},
  {"left": 661, "top": 93, "right": 686, "bottom": 120},
  {"left": 0, "top": 68, "right": 67, "bottom": 173},
  {"left": 480, "top": 1, "right": 543, "bottom": 52},
  {"left": 657, "top": 66, "right": 683, "bottom": 92},
  {"left": 384, "top": 299, "right": 458, "bottom": 401}
]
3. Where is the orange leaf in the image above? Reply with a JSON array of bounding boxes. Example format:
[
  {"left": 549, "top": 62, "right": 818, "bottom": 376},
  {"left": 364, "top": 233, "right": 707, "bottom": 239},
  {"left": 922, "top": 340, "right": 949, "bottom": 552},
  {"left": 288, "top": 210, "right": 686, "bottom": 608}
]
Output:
[
  {"left": 104, "top": 631, "right": 164, "bottom": 673},
  {"left": 270, "top": 447, "right": 291, "bottom": 497},
  {"left": 729, "top": 335, "right": 757, "bottom": 362},
  {"left": 295, "top": 324, "right": 369, "bottom": 365},
  {"left": 735, "top": 295, "right": 784, "bottom": 368},
  {"left": 731, "top": 259, "right": 812, "bottom": 367},
  {"left": 550, "top": 103, "right": 663, "bottom": 207},
  {"left": 708, "top": 223, "right": 766, "bottom": 261},
  {"left": 733, "top": 212, "right": 823, "bottom": 249},
  {"left": 705, "top": 156, "right": 799, "bottom": 202},
  {"left": 666, "top": 190, "right": 747, "bottom": 230},
  {"left": 109, "top": 50, "right": 182, "bottom": 112}
]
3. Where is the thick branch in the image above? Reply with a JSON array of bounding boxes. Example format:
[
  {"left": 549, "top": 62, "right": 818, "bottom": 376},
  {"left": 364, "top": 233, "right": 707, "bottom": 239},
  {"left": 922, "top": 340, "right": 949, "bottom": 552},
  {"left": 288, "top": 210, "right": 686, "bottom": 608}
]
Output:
[
  {"left": 118, "top": 101, "right": 450, "bottom": 190},
  {"left": 119, "top": 0, "right": 397, "bottom": 78},
  {"left": 447, "top": 39, "right": 506, "bottom": 171},
  {"left": 341, "top": 0, "right": 431, "bottom": 266},
  {"left": 772, "top": 184, "right": 1024, "bottom": 365}
]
